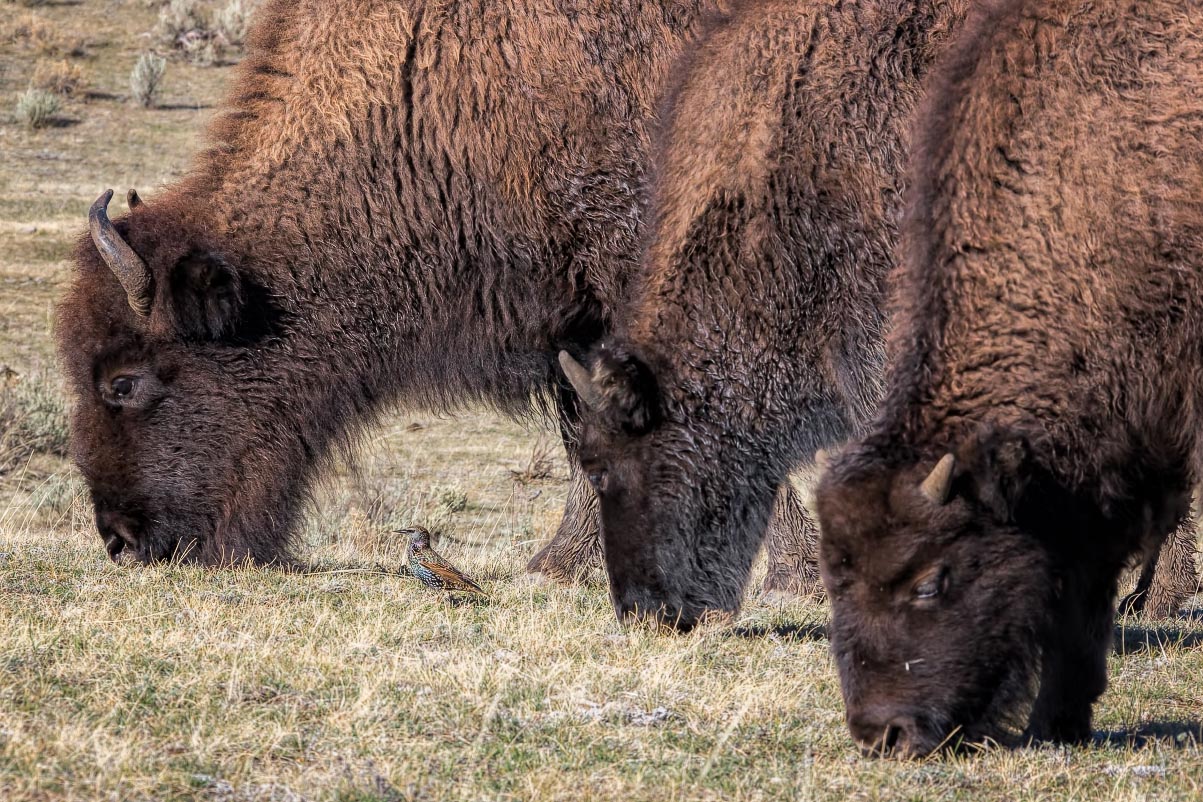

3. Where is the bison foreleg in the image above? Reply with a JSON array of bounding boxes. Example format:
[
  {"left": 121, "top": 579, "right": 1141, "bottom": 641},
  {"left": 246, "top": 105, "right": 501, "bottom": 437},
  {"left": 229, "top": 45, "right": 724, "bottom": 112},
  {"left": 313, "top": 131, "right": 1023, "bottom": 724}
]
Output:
[
  {"left": 1026, "top": 570, "right": 1115, "bottom": 744},
  {"left": 1120, "top": 514, "right": 1199, "bottom": 619},
  {"left": 760, "top": 482, "right": 823, "bottom": 601},
  {"left": 525, "top": 455, "right": 603, "bottom": 583}
]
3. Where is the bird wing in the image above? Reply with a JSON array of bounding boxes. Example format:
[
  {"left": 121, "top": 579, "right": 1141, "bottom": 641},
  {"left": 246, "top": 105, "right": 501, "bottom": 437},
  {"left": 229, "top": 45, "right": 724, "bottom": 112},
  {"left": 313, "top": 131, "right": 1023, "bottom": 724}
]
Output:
[{"left": 424, "top": 561, "right": 485, "bottom": 594}]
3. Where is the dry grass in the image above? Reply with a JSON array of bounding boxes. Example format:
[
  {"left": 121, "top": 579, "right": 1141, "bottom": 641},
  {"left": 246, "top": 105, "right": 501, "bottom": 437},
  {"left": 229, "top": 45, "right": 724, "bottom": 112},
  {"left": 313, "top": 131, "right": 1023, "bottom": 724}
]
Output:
[
  {"left": 30, "top": 59, "right": 85, "bottom": 97},
  {"left": 0, "top": 4, "right": 1201, "bottom": 801},
  {"left": 5, "top": 13, "right": 87, "bottom": 58}
]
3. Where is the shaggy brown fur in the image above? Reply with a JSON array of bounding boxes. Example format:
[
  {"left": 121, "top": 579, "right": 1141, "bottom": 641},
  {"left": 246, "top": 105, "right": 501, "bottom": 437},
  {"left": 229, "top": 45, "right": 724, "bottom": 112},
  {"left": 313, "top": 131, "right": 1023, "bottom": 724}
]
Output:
[
  {"left": 57, "top": 0, "right": 819, "bottom": 579},
  {"left": 817, "top": 0, "right": 1203, "bottom": 757},
  {"left": 565, "top": 0, "right": 971, "bottom": 625}
]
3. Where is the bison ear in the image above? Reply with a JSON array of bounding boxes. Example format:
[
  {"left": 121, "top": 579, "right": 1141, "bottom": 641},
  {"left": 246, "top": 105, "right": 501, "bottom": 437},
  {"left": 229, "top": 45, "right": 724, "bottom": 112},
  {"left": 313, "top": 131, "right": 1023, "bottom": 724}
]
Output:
[
  {"left": 169, "top": 250, "right": 244, "bottom": 340},
  {"left": 559, "top": 346, "right": 659, "bottom": 435},
  {"left": 955, "top": 429, "right": 1035, "bottom": 522}
]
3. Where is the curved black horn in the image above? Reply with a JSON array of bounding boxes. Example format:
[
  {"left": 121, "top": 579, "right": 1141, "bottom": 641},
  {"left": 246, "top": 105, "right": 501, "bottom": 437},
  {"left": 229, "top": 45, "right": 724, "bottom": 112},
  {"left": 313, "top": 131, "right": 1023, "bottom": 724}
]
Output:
[
  {"left": 126, "top": 188, "right": 143, "bottom": 209},
  {"left": 558, "top": 351, "right": 605, "bottom": 412},
  {"left": 89, "top": 189, "right": 152, "bottom": 316}
]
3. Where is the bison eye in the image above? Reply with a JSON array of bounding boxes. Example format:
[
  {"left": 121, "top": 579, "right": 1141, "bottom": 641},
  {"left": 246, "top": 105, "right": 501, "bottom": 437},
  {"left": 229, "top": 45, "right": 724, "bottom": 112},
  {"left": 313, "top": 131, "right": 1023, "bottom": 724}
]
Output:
[
  {"left": 111, "top": 376, "right": 136, "bottom": 397},
  {"left": 587, "top": 470, "right": 608, "bottom": 491},
  {"left": 913, "top": 568, "right": 948, "bottom": 600}
]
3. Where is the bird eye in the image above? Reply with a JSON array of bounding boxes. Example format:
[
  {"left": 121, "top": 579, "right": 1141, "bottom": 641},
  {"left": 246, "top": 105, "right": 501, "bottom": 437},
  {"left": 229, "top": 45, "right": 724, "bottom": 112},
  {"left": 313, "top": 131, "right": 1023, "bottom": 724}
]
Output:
[
  {"left": 111, "top": 376, "right": 136, "bottom": 398},
  {"left": 914, "top": 568, "right": 947, "bottom": 600}
]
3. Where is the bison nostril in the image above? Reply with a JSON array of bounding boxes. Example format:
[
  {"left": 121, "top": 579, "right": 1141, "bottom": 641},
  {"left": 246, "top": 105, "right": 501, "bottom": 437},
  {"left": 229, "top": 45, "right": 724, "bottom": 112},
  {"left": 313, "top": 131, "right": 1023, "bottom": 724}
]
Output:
[
  {"left": 850, "top": 711, "right": 920, "bottom": 758},
  {"left": 104, "top": 532, "right": 125, "bottom": 560},
  {"left": 882, "top": 723, "right": 903, "bottom": 752},
  {"left": 97, "top": 510, "right": 141, "bottom": 561}
]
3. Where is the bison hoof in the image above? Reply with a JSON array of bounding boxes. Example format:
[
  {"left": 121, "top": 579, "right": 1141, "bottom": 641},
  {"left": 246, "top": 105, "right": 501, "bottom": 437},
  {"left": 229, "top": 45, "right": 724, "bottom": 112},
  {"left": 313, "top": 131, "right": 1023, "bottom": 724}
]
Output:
[
  {"left": 516, "top": 570, "right": 552, "bottom": 587},
  {"left": 522, "top": 560, "right": 597, "bottom": 586},
  {"left": 1118, "top": 588, "right": 1187, "bottom": 619},
  {"left": 1118, "top": 588, "right": 1148, "bottom": 617},
  {"left": 524, "top": 549, "right": 601, "bottom": 586},
  {"left": 759, "top": 573, "right": 824, "bottom": 604}
]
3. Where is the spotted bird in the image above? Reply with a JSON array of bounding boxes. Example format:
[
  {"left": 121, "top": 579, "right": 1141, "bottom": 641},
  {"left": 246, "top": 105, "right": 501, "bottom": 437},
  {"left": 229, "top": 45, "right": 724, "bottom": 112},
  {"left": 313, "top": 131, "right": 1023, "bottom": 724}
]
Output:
[{"left": 400, "top": 526, "right": 486, "bottom": 595}]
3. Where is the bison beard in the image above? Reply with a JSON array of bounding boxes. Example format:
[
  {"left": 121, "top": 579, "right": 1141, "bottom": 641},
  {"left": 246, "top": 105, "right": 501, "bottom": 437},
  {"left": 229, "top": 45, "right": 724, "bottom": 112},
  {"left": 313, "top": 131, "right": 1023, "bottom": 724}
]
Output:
[
  {"left": 56, "top": 0, "right": 822, "bottom": 590},
  {"left": 817, "top": 0, "right": 1203, "bottom": 756}
]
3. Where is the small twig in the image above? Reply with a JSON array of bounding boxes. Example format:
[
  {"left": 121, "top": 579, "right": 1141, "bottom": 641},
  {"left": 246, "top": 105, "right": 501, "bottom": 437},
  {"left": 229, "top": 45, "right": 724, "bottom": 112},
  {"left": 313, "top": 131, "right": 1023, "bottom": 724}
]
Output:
[{"left": 301, "top": 566, "right": 407, "bottom": 578}]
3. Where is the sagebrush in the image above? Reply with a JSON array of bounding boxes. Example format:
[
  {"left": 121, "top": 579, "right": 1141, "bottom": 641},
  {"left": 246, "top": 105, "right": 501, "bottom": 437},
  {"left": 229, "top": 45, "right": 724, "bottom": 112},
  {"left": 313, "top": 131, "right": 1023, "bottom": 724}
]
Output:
[
  {"left": 13, "top": 88, "right": 60, "bottom": 129},
  {"left": 129, "top": 52, "right": 166, "bottom": 107}
]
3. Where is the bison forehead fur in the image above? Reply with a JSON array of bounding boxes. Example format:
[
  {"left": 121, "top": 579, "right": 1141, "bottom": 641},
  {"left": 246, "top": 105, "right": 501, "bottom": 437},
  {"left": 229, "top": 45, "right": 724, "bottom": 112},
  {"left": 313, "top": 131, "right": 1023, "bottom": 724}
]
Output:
[{"left": 818, "top": 0, "right": 1203, "bottom": 757}]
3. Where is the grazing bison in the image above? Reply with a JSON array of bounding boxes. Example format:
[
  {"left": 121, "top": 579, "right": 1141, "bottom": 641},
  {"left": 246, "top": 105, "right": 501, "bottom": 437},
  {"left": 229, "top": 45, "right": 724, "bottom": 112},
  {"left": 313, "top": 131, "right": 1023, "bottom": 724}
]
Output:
[
  {"left": 55, "top": 0, "right": 818, "bottom": 586},
  {"left": 561, "top": 0, "right": 973, "bottom": 626},
  {"left": 816, "top": 0, "right": 1203, "bottom": 757}
]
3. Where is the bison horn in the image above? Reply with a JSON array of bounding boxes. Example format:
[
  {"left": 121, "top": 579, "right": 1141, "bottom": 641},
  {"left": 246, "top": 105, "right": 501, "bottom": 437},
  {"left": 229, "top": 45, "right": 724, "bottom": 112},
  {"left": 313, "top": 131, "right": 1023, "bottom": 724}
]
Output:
[
  {"left": 126, "top": 188, "right": 143, "bottom": 209},
  {"left": 89, "top": 189, "right": 152, "bottom": 316},
  {"left": 558, "top": 351, "right": 605, "bottom": 412},
  {"left": 920, "top": 453, "right": 956, "bottom": 504}
]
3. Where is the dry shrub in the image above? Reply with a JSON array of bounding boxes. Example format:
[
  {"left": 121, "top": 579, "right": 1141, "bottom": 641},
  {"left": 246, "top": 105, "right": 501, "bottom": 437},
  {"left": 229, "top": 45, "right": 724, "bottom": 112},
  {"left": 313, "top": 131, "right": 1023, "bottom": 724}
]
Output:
[
  {"left": 154, "top": 0, "right": 207, "bottom": 49},
  {"left": 213, "top": 0, "right": 258, "bottom": 47},
  {"left": 179, "top": 34, "right": 222, "bottom": 67},
  {"left": 152, "top": 0, "right": 259, "bottom": 65},
  {"left": 435, "top": 485, "right": 469, "bottom": 515},
  {"left": 130, "top": 52, "right": 167, "bottom": 108},
  {"left": 14, "top": 88, "right": 60, "bottom": 129},
  {"left": 510, "top": 436, "right": 560, "bottom": 484},
  {"left": 31, "top": 59, "right": 85, "bottom": 97},
  {"left": 9, "top": 14, "right": 87, "bottom": 57}
]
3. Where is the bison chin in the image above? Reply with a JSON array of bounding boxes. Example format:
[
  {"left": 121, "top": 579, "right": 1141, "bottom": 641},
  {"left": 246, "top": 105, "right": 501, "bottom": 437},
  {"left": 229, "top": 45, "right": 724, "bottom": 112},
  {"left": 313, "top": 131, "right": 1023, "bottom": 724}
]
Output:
[
  {"left": 561, "top": 348, "right": 788, "bottom": 629},
  {"left": 91, "top": 491, "right": 285, "bottom": 567},
  {"left": 818, "top": 438, "right": 1071, "bottom": 758},
  {"left": 584, "top": 427, "right": 783, "bottom": 630},
  {"left": 833, "top": 607, "right": 1043, "bottom": 758},
  {"left": 93, "top": 500, "right": 193, "bottom": 563}
]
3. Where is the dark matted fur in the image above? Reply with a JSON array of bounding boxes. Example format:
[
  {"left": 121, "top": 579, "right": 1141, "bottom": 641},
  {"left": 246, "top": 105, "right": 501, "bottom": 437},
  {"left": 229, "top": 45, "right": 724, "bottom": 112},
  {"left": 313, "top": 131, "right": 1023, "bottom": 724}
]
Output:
[
  {"left": 57, "top": 0, "right": 820, "bottom": 572},
  {"left": 569, "top": 0, "right": 972, "bottom": 626},
  {"left": 817, "top": 0, "right": 1203, "bottom": 756}
]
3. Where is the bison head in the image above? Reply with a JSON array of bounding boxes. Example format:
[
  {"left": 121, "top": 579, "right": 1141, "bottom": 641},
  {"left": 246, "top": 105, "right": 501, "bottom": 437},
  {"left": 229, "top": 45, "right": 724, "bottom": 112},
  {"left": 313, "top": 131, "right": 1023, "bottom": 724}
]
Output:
[
  {"left": 560, "top": 346, "right": 783, "bottom": 629},
  {"left": 815, "top": 430, "right": 1058, "bottom": 757},
  {"left": 56, "top": 189, "right": 302, "bottom": 565}
]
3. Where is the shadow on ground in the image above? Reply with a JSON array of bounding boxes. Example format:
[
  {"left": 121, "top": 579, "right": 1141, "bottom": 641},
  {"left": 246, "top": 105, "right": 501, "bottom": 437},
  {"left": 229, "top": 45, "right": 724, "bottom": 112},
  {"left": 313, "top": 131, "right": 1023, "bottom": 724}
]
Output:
[
  {"left": 1114, "top": 623, "right": 1203, "bottom": 654},
  {"left": 731, "top": 621, "right": 828, "bottom": 642},
  {"left": 1095, "top": 721, "right": 1202, "bottom": 750}
]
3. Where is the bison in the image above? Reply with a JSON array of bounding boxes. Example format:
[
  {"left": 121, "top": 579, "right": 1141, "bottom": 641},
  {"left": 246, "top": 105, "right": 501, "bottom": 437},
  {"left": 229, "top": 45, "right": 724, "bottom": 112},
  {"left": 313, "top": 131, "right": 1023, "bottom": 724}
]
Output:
[
  {"left": 56, "top": 0, "right": 818, "bottom": 589},
  {"left": 561, "top": 0, "right": 974, "bottom": 626},
  {"left": 816, "top": 0, "right": 1203, "bottom": 756}
]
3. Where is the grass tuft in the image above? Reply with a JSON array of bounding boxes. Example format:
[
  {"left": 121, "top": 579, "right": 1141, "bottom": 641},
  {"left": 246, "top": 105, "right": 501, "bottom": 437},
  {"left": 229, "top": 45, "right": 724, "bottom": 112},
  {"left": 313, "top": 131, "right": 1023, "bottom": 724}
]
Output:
[
  {"left": 435, "top": 485, "right": 470, "bottom": 514},
  {"left": 0, "top": 369, "right": 70, "bottom": 475}
]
